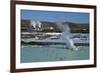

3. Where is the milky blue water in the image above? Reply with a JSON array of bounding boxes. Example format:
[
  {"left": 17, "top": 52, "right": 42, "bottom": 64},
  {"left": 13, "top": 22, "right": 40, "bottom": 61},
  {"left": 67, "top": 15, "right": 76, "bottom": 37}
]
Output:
[{"left": 21, "top": 45, "right": 89, "bottom": 63}]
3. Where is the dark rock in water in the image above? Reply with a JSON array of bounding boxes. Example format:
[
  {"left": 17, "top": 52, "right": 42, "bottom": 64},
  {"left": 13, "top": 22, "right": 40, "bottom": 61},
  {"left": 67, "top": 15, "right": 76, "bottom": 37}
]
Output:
[{"left": 21, "top": 41, "right": 89, "bottom": 46}]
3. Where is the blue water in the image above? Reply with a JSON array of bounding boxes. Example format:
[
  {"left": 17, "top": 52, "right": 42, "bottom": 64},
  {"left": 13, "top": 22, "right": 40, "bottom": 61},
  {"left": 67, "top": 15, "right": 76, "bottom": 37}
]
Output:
[{"left": 21, "top": 45, "right": 89, "bottom": 63}]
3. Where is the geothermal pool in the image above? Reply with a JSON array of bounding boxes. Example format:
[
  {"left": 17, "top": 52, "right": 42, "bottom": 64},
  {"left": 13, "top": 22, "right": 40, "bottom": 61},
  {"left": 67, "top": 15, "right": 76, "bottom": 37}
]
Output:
[{"left": 21, "top": 45, "right": 89, "bottom": 63}]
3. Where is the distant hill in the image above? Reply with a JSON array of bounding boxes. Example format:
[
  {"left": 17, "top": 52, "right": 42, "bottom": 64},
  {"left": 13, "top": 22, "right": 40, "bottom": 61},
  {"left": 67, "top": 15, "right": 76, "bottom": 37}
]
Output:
[
  {"left": 21, "top": 20, "right": 89, "bottom": 33},
  {"left": 63, "top": 22, "right": 89, "bottom": 33}
]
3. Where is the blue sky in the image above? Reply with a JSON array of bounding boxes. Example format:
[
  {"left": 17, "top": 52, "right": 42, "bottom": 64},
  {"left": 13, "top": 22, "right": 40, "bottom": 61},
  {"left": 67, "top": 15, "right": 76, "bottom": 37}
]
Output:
[{"left": 21, "top": 9, "right": 89, "bottom": 24}]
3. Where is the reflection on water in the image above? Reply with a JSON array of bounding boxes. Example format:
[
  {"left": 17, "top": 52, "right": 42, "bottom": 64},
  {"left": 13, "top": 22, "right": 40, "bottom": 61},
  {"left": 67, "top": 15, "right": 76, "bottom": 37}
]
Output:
[{"left": 21, "top": 45, "right": 89, "bottom": 63}]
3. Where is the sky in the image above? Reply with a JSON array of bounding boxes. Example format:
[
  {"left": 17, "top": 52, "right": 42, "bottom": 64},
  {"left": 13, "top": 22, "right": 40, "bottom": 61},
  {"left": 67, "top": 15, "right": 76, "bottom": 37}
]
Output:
[{"left": 21, "top": 9, "right": 89, "bottom": 24}]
